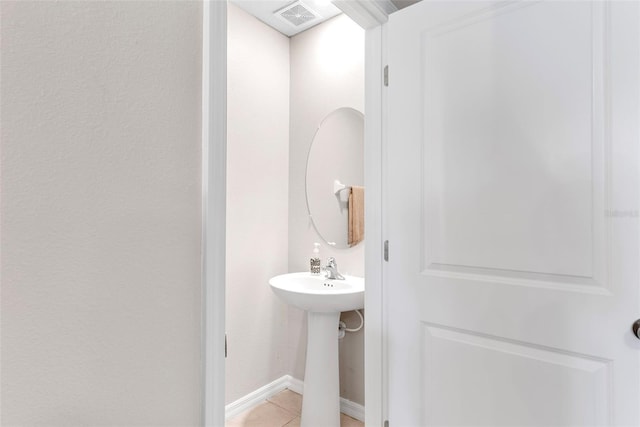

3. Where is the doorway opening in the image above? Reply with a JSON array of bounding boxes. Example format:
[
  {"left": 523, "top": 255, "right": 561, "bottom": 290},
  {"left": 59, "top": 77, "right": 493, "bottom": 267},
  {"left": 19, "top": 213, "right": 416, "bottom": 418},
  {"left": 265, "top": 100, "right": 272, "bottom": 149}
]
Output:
[{"left": 224, "top": 2, "right": 366, "bottom": 425}]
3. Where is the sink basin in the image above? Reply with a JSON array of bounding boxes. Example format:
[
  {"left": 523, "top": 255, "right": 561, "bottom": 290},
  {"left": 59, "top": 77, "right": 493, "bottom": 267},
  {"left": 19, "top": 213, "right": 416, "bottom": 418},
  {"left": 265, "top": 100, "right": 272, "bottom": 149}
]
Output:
[{"left": 269, "top": 272, "right": 364, "bottom": 313}]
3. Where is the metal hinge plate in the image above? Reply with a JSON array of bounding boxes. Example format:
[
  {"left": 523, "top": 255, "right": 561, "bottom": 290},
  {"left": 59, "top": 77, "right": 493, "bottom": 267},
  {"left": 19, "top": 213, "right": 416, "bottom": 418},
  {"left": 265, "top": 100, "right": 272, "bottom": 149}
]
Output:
[
  {"left": 384, "top": 65, "right": 389, "bottom": 87},
  {"left": 384, "top": 240, "right": 389, "bottom": 262}
]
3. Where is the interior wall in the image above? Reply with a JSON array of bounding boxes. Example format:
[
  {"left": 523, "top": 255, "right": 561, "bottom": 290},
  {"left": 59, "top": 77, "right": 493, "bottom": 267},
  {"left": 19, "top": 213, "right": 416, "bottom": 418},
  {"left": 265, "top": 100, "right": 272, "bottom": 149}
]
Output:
[
  {"left": 288, "top": 14, "right": 366, "bottom": 406},
  {"left": 226, "top": 3, "right": 291, "bottom": 404},
  {"left": 1, "top": 1, "right": 203, "bottom": 425}
]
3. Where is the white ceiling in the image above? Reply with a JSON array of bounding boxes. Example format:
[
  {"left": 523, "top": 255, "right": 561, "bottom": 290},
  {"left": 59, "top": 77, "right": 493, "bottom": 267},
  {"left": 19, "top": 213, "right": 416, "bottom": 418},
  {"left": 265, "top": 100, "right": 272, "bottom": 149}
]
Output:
[
  {"left": 230, "top": 0, "right": 422, "bottom": 37},
  {"left": 230, "top": 0, "right": 343, "bottom": 37}
]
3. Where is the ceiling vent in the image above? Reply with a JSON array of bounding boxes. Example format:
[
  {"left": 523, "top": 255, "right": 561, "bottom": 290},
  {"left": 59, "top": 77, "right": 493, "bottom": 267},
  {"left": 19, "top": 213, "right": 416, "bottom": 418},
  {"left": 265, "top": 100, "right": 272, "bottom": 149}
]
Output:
[{"left": 275, "top": 1, "right": 321, "bottom": 28}]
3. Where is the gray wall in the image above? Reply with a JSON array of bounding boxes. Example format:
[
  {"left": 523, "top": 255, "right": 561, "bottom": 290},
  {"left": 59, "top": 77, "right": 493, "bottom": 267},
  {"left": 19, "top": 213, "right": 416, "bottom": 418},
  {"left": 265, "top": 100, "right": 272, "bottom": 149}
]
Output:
[
  {"left": 1, "top": 2, "right": 203, "bottom": 425},
  {"left": 226, "top": 2, "right": 291, "bottom": 404}
]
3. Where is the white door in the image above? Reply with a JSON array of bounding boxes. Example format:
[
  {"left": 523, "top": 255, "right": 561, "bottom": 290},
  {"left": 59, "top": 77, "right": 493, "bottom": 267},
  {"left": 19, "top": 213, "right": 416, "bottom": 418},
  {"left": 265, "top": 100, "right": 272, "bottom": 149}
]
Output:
[{"left": 386, "top": 1, "right": 640, "bottom": 425}]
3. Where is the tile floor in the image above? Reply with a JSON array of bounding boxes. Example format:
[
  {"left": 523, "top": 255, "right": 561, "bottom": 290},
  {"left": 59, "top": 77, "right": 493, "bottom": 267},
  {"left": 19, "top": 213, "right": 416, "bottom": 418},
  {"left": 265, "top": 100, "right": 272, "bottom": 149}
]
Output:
[{"left": 226, "top": 389, "right": 364, "bottom": 427}]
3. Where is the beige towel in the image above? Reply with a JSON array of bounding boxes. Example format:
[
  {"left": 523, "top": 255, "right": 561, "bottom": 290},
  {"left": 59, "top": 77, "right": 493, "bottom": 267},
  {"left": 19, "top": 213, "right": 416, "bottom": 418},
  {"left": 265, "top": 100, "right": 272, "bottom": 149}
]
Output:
[{"left": 348, "top": 186, "right": 365, "bottom": 247}]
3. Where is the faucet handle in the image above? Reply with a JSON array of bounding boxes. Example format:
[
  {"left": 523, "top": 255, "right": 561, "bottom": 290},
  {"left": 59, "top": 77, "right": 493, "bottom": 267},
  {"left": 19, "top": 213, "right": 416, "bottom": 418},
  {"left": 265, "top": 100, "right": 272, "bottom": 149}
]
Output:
[{"left": 326, "top": 257, "right": 337, "bottom": 267}]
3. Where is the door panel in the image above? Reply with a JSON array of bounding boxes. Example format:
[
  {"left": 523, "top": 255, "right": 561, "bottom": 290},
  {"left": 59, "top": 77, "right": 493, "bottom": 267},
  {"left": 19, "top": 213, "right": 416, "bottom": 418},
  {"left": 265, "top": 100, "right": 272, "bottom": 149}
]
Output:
[
  {"left": 422, "top": 324, "right": 610, "bottom": 426},
  {"left": 386, "top": 1, "right": 640, "bottom": 425},
  {"left": 422, "top": 1, "right": 597, "bottom": 281}
]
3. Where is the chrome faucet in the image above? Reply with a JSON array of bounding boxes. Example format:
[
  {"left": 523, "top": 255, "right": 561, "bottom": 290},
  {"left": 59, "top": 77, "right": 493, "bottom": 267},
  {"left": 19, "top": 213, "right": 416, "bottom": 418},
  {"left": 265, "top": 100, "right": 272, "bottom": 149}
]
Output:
[{"left": 323, "top": 257, "right": 345, "bottom": 280}]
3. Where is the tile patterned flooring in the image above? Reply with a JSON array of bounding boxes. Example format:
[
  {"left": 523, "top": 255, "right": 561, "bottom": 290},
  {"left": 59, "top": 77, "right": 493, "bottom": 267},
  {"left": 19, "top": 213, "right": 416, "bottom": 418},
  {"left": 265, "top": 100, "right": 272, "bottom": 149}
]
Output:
[{"left": 226, "top": 389, "right": 364, "bottom": 427}]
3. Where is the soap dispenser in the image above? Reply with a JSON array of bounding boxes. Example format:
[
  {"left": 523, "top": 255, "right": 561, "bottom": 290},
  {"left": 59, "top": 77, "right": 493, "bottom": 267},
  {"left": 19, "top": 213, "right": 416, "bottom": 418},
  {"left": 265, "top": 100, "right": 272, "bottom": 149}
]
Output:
[{"left": 310, "top": 242, "right": 321, "bottom": 275}]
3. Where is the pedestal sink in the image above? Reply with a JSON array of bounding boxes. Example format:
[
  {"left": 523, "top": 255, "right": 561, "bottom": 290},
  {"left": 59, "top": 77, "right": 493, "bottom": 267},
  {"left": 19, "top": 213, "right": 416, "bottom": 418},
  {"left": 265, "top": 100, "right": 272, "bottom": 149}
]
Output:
[{"left": 269, "top": 272, "right": 364, "bottom": 427}]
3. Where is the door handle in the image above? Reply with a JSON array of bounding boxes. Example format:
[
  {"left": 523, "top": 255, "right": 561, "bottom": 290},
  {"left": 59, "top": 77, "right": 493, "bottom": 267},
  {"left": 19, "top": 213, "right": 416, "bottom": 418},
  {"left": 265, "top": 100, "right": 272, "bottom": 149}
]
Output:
[{"left": 633, "top": 320, "right": 640, "bottom": 340}]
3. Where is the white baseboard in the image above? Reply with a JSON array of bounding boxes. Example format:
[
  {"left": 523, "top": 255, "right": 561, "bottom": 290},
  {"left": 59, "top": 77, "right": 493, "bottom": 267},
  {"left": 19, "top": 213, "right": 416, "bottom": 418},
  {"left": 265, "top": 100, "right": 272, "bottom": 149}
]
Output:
[
  {"left": 339, "top": 397, "right": 365, "bottom": 422},
  {"left": 225, "top": 375, "right": 291, "bottom": 420},
  {"left": 225, "top": 375, "right": 365, "bottom": 423},
  {"left": 286, "top": 376, "right": 304, "bottom": 395}
]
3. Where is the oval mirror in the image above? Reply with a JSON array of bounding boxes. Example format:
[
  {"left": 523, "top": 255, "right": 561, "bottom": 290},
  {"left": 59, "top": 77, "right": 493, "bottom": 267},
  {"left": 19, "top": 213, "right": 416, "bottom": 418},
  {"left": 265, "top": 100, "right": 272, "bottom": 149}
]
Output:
[{"left": 305, "top": 107, "right": 364, "bottom": 249}]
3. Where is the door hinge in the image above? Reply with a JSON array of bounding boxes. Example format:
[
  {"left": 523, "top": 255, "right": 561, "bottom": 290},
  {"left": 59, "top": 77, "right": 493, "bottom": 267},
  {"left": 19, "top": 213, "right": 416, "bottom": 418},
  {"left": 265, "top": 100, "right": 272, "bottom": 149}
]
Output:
[
  {"left": 384, "top": 240, "right": 389, "bottom": 262},
  {"left": 384, "top": 65, "right": 389, "bottom": 87},
  {"left": 384, "top": 420, "right": 389, "bottom": 427},
  {"left": 225, "top": 334, "right": 228, "bottom": 358}
]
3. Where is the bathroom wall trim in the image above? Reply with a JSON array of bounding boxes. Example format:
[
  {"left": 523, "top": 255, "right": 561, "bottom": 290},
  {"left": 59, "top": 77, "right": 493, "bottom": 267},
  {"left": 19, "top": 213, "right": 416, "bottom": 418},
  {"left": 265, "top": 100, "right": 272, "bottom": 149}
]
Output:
[
  {"left": 225, "top": 375, "right": 292, "bottom": 420},
  {"left": 339, "top": 396, "right": 367, "bottom": 423},
  {"left": 333, "top": 0, "right": 397, "bottom": 29},
  {"left": 203, "top": 1, "right": 227, "bottom": 426},
  {"left": 363, "top": 23, "right": 386, "bottom": 427},
  {"left": 225, "top": 375, "right": 366, "bottom": 422}
]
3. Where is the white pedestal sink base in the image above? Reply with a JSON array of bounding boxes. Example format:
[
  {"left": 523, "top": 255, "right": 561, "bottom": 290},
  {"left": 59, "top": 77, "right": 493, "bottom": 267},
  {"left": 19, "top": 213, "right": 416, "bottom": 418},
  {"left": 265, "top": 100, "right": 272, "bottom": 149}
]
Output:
[
  {"left": 300, "top": 311, "right": 341, "bottom": 427},
  {"left": 268, "top": 273, "right": 364, "bottom": 427}
]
